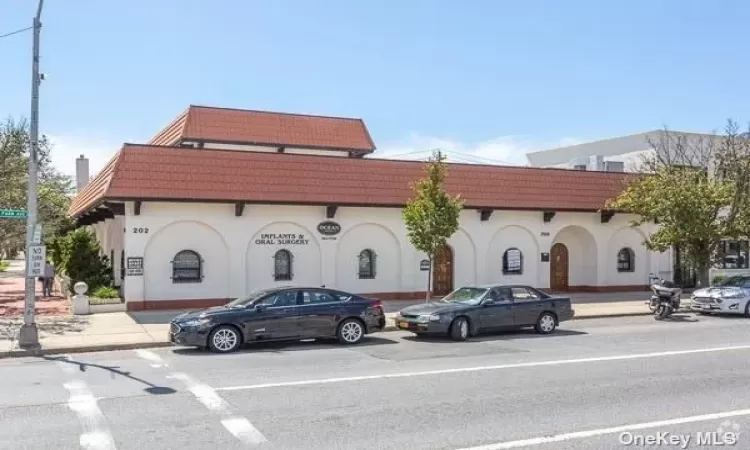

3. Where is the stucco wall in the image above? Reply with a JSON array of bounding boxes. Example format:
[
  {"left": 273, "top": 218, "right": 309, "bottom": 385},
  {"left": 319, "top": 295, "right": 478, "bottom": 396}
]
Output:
[{"left": 117, "top": 201, "right": 666, "bottom": 304}]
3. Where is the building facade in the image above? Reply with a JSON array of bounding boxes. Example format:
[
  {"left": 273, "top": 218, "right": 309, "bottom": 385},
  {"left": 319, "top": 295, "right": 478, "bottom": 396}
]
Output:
[
  {"left": 70, "top": 106, "right": 672, "bottom": 311},
  {"left": 527, "top": 130, "right": 750, "bottom": 285}
]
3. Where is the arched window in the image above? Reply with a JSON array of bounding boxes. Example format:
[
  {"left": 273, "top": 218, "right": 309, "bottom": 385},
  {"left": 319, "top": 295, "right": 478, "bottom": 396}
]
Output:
[
  {"left": 617, "top": 247, "right": 635, "bottom": 272},
  {"left": 171, "top": 250, "right": 203, "bottom": 283},
  {"left": 502, "top": 248, "right": 523, "bottom": 275},
  {"left": 274, "top": 249, "right": 293, "bottom": 281},
  {"left": 358, "top": 249, "right": 376, "bottom": 279}
]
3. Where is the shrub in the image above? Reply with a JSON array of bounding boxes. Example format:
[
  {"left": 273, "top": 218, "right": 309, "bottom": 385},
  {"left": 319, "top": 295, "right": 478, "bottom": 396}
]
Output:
[
  {"left": 57, "top": 228, "right": 113, "bottom": 293},
  {"left": 91, "top": 286, "right": 119, "bottom": 299},
  {"left": 0, "top": 261, "right": 8, "bottom": 272}
]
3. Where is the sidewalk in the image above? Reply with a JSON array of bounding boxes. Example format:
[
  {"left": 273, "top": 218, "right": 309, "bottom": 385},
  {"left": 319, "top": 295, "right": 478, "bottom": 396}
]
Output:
[
  {"left": 0, "top": 261, "right": 69, "bottom": 317},
  {"left": 0, "top": 300, "right": 660, "bottom": 358}
]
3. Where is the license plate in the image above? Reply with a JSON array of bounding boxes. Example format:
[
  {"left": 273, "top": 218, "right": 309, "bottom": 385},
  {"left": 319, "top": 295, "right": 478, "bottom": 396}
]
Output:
[{"left": 398, "top": 321, "right": 409, "bottom": 329}]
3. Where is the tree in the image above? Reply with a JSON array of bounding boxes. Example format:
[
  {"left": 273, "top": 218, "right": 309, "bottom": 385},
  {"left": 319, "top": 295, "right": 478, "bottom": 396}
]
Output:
[
  {"left": 606, "top": 121, "right": 750, "bottom": 287},
  {"left": 57, "top": 228, "right": 113, "bottom": 293},
  {"left": 403, "top": 149, "right": 463, "bottom": 300},
  {"left": 0, "top": 117, "right": 75, "bottom": 257}
]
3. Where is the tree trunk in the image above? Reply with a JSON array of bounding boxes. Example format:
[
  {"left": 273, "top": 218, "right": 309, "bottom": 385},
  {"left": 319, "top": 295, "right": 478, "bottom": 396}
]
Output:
[
  {"left": 696, "top": 262, "right": 711, "bottom": 288},
  {"left": 425, "top": 256, "right": 432, "bottom": 302}
]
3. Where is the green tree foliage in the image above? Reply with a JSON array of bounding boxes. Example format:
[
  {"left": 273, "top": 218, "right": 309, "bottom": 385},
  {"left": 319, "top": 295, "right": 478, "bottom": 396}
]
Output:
[
  {"left": 403, "top": 150, "right": 463, "bottom": 300},
  {"left": 56, "top": 228, "right": 113, "bottom": 293},
  {"left": 606, "top": 122, "right": 750, "bottom": 287},
  {"left": 0, "top": 117, "right": 75, "bottom": 258}
]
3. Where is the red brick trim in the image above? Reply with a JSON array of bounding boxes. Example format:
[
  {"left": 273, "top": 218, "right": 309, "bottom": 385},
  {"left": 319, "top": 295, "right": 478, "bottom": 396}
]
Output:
[{"left": 126, "top": 298, "right": 230, "bottom": 311}]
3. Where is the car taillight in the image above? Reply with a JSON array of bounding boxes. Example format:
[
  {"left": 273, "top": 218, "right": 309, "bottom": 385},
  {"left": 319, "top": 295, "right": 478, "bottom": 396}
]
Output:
[{"left": 369, "top": 299, "right": 384, "bottom": 314}]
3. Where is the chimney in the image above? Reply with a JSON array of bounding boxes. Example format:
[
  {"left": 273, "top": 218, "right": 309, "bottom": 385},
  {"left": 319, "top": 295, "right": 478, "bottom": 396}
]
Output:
[{"left": 76, "top": 154, "right": 89, "bottom": 192}]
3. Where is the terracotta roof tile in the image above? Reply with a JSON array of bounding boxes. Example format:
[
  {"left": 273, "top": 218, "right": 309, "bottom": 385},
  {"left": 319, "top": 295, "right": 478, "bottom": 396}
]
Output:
[
  {"left": 69, "top": 145, "right": 632, "bottom": 217},
  {"left": 147, "top": 105, "right": 375, "bottom": 152}
]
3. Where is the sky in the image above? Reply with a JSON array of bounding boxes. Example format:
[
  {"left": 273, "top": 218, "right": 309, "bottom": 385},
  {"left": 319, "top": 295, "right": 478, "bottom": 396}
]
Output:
[{"left": 2, "top": 0, "right": 750, "bottom": 178}]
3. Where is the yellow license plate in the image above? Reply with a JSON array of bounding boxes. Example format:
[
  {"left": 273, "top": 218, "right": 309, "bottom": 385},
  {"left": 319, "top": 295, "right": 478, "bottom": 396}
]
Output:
[{"left": 398, "top": 321, "right": 409, "bottom": 329}]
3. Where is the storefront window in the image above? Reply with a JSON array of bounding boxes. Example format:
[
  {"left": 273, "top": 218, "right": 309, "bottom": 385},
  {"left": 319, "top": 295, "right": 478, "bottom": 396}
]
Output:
[{"left": 502, "top": 248, "right": 523, "bottom": 275}]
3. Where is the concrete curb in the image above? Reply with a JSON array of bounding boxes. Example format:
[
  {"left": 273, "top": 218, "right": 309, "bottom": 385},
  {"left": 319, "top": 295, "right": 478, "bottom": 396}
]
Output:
[{"left": 0, "top": 341, "right": 173, "bottom": 359}]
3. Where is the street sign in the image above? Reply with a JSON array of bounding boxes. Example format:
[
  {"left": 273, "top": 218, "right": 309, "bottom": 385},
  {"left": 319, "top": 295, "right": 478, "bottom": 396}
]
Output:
[
  {"left": 27, "top": 245, "right": 46, "bottom": 277},
  {"left": 0, "top": 209, "right": 27, "bottom": 219},
  {"left": 32, "top": 224, "right": 42, "bottom": 244}
]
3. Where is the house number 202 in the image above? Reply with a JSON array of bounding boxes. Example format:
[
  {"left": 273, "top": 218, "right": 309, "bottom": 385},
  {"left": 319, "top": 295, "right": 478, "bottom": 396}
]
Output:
[{"left": 132, "top": 227, "right": 149, "bottom": 234}]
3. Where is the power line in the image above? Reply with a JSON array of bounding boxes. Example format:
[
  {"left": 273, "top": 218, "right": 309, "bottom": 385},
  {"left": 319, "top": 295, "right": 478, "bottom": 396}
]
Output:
[{"left": 0, "top": 26, "right": 32, "bottom": 40}]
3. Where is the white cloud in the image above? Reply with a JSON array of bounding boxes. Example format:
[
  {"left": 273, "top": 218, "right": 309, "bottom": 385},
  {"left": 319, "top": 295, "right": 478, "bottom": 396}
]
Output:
[
  {"left": 45, "top": 134, "right": 121, "bottom": 180},
  {"left": 375, "top": 133, "right": 583, "bottom": 166}
]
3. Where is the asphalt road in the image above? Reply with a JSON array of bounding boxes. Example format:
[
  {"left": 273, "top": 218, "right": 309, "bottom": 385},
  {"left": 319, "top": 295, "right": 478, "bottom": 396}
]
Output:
[{"left": 1, "top": 313, "right": 750, "bottom": 450}]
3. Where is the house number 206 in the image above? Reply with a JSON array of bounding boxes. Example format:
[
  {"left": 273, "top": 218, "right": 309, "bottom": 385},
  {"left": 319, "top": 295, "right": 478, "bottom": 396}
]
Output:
[{"left": 132, "top": 227, "right": 149, "bottom": 234}]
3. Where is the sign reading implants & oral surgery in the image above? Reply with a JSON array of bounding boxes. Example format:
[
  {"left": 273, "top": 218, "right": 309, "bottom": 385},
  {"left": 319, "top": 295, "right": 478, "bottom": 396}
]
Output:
[{"left": 255, "top": 233, "right": 310, "bottom": 245}]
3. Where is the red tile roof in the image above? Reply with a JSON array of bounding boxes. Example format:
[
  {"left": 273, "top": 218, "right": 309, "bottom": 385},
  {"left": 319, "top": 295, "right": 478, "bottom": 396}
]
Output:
[
  {"left": 69, "top": 145, "right": 632, "bottom": 217},
  {"left": 147, "top": 105, "right": 376, "bottom": 153}
]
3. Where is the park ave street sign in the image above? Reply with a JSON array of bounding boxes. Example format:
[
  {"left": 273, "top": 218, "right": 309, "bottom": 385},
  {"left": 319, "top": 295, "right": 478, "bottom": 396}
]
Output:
[{"left": 0, "top": 209, "right": 27, "bottom": 219}]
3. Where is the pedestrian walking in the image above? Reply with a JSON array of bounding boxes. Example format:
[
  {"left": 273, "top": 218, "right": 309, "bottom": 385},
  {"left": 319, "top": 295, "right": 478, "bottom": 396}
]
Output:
[{"left": 42, "top": 261, "right": 55, "bottom": 297}]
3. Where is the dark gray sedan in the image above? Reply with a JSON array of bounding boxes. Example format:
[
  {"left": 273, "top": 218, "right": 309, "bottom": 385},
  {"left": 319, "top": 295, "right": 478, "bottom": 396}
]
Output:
[{"left": 394, "top": 284, "right": 575, "bottom": 341}]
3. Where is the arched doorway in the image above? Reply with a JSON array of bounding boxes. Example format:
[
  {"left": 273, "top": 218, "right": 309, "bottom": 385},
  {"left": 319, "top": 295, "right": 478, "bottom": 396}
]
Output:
[
  {"left": 432, "top": 245, "right": 454, "bottom": 296},
  {"left": 550, "top": 243, "right": 569, "bottom": 291}
]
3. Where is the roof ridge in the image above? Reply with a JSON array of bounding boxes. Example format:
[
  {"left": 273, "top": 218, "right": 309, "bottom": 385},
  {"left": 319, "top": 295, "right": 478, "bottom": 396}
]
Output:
[
  {"left": 188, "top": 104, "right": 365, "bottom": 122},
  {"left": 147, "top": 107, "right": 190, "bottom": 145},
  {"left": 119, "top": 143, "right": 633, "bottom": 176}
]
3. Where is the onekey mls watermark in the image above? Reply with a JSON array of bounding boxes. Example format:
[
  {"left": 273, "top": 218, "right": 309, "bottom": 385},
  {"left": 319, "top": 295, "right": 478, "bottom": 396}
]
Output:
[{"left": 619, "top": 421, "right": 741, "bottom": 448}]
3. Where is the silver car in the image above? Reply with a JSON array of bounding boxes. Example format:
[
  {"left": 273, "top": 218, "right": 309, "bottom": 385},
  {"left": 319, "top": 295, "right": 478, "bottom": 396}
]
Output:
[{"left": 690, "top": 276, "right": 750, "bottom": 316}]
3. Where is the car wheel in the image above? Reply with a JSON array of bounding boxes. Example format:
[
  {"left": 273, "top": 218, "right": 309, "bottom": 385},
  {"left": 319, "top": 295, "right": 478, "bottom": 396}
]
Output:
[
  {"left": 208, "top": 325, "right": 242, "bottom": 353},
  {"left": 337, "top": 319, "right": 365, "bottom": 345},
  {"left": 745, "top": 301, "right": 750, "bottom": 318},
  {"left": 449, "top": 317, "right": 469, "bottom": 341},
  {"left": 534, "top": 312, "right": 557, "bottom": 334}
]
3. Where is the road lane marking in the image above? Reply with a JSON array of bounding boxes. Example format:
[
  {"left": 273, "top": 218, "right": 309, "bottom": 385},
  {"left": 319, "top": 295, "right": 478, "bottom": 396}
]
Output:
[
  {"left": 134, "top": 349, "right": 165, "bottom": 368},
  {"left": 57, "top": 357, "right": 118, "bottom": 450},
  {"left": 168, "top": 372, "right": 267, "bottom": 445},
  {"left": 215, "top": 344, "right": 750, "bottom": 391},
  {"left": 63, "top": 380, "right": 118, "bottom": 450},
  {"left": 453, "top": 408, "right": 750, "bottom": 449}
]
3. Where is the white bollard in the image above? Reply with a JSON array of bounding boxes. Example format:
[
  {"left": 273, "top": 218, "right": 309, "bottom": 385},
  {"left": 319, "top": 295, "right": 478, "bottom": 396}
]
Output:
[{"left": 72, "top": 281, "right": 90, "bottom": 315}]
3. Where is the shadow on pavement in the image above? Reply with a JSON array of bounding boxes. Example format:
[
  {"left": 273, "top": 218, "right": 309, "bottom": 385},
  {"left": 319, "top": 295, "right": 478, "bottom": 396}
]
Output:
[
  {"left": 43, "top": 355, "right": 177, "bottom": 395},
  {"left": 170, "top": 335, "right": 399, "bottom": 356},
  {"left": 401, "top": 328, "right": 588, "bottom": 343},
  {"left": 128, "top": 310, "right": 186, "bottom": 325}
]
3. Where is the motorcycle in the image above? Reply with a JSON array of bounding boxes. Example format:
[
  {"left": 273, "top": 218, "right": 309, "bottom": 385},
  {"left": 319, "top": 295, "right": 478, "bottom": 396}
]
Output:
[{"left": 647, "top": 278, "right": 682, "bottom": 320}]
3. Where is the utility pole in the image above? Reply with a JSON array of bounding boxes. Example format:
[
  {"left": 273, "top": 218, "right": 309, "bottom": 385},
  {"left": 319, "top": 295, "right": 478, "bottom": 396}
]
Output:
[{"left": 18, "top": 0, "right": 45, "bottom": 351}]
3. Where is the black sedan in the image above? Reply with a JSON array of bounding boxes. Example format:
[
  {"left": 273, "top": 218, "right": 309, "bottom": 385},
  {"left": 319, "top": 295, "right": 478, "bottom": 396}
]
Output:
[
  {"left": 395, "top": 284, "right": 575, "bottom": 341},
  {"left": 169, "top": 287, "right": 386, "bottom": 353}
]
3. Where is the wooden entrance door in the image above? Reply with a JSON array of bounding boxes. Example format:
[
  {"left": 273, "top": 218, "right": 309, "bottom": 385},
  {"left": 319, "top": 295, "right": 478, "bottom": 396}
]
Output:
[
  {"left": 432, "top": 245, "right": 454, "bottom": 296},
  {"left": 550, "top": 243, "right": 569, "bottom": 291}
]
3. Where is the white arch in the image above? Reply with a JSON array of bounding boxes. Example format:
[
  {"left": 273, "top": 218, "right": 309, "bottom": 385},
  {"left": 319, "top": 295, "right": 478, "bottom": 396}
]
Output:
[
  {"left": 552, "top": 225, "right": 599, "bottom": 287},
  {"left": 336, "top": 222, "right": 402, "bottom": 293},
  {"left": 487, "top": 224, "right": 539, "bottom": 285},
  {"left": 246, "top": 221, "right": 322, "bottom": 291},
  {"left": 143, "top": 220, "right": 230, "bottom": 300}
]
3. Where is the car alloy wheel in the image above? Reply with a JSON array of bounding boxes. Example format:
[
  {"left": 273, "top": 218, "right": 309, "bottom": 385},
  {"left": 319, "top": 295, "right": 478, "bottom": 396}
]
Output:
[
  {"left": 338, "top": 320, "right": 364, "bottom": 344},
  {"left": 209, "top": 326, "right": 240, "bottom": 353},
  {"left": 450, "top": 317, "right": 469, "bottom": 341},
  {"left": 535, "top": 313, "right": 556, "bottom": 334}
]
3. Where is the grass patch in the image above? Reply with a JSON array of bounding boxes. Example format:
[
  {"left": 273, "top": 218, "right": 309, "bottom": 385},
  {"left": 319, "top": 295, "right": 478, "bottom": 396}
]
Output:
[
  {"left": 0, "top": 261, "right": 8, "bottom": 272},
  {"left": 89, "top": 297, "right": 124, "bottom": 305}
]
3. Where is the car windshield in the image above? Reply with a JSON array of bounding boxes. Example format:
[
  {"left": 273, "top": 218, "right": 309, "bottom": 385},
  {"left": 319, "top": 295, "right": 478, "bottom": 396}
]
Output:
[
  {"left": 440, "top": 287, "right": 489, "bottom": 305},
  {"left": 715, "top": 276, "right": 748, "bottom": 287},
  {"left": 225, "top": 289, "right": 276, "bottom": 308}
]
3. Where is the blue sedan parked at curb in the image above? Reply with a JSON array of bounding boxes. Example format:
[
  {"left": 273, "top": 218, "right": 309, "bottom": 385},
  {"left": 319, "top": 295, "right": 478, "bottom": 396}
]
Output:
[{"left": 169, "top": 287, "right": 386, "bottom": 353}]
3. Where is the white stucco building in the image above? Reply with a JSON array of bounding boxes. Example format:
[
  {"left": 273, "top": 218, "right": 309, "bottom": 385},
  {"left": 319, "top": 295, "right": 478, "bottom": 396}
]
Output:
[
  {"left": 527, "top": 130, "right": 750, "bottom": 285},
  {"left": 69, "top": 106, "right": 672, "bottom": 311}
]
